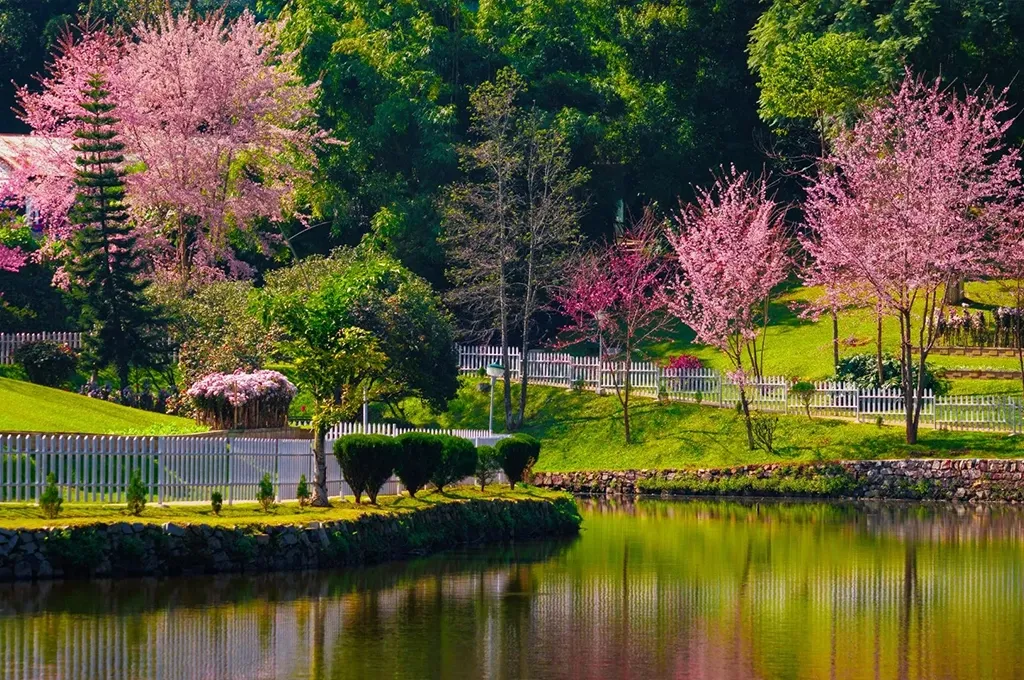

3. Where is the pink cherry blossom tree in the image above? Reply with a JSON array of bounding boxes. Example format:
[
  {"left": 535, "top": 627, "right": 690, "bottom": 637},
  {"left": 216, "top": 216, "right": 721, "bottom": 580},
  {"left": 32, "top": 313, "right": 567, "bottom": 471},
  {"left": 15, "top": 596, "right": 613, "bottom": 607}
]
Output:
[
  {"left": 6, "top": 11, "right": 321, "bottom": 289},
  {"left": 803, "top": 72, "right": 1023, "bottom": 444},
  {"left": 664, "top": 168, "right": 789, "bottom": 450},
  {"left": 553, "top": 210, "right": 672, "bottom": 444}
]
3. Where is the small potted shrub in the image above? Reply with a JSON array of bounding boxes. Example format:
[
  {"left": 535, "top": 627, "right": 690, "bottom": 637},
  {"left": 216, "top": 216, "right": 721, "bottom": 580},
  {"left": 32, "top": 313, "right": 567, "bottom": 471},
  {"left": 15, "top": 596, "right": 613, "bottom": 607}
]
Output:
[
  {"left": 126, "top": 469, "right": 147, "bottom": 516},
  {"left": 296, "top": 474, "right": 311, "bottom": 507},
  {"left": 211, "top": 491, "right": 224, "bottom": 516},
  {"left": 257, "top": 473, "right": 276, "bottom": 512},
  {"left": 40, "top": 473, "right": 62, "bottom": 519}
]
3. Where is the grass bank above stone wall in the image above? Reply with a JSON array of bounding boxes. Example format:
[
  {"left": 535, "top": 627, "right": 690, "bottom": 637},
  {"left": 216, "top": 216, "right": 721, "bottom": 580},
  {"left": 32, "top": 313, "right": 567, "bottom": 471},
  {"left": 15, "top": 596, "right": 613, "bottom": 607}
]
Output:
[
  {"left": 405, "top": 380, "right": 1024, "bottom": 472},
  {"left": 0, "top": 487, "right": 581, "bottom": 582}
]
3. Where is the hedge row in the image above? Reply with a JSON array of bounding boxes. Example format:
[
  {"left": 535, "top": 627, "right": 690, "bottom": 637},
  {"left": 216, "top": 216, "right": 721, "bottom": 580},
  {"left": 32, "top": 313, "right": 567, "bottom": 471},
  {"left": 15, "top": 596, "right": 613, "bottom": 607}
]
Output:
[{"left": 333, "top": 433, "right": 541, "bottom": 503}]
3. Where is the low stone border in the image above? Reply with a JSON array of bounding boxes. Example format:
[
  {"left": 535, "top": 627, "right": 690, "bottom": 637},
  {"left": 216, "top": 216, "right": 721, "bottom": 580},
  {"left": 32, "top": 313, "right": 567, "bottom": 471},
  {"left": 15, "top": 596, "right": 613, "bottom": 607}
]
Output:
[
  {"left": 0, "top": 496, "right": 581, "bottom": 582},
  {"left": 533, "top": 459, "right": 1024, "bottom": 502}
]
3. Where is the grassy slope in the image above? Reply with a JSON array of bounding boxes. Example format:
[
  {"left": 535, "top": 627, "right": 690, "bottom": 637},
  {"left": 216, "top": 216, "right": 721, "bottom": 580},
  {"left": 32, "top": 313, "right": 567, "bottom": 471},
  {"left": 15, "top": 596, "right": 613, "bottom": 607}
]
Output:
[
  {"left": 0, "top": 486, "right": 564, "bottom": 530},
  {"left": 404, "top": 378, "right": 1024, "bottom": 472},
  {"left": 0, "top": 377, "right": 204, "bottom": 435},
  {"left": 648, "top": 280, "right": 1024, "bottom": 395}
]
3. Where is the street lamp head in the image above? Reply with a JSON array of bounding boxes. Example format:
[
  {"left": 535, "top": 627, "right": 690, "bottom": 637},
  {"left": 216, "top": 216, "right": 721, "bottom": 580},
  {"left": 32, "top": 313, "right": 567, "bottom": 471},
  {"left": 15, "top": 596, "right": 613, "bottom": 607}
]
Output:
[{"left": 486, "top": 362, "right": 505, "bottom": 378}]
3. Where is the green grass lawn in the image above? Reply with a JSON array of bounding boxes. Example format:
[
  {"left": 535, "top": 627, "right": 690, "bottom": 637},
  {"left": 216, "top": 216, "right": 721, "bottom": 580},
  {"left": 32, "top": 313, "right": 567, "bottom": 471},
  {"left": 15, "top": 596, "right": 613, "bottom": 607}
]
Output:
[
  {"left": 649, "top": 279, "right": 1024, "bottom": 385},
  {"left": 0, "top": 377, "right": 205, "bottom": 435},
  {"left": 404, "top": 378, "right": 1024, "bottom": 472},
  {"left": 0, "top": 486, "right": 562, "bottom": 530}
]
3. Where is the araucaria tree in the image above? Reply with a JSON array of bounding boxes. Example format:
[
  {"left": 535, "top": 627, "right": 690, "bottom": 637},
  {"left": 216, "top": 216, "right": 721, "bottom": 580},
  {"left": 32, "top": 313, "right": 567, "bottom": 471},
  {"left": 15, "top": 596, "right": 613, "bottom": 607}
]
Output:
[
  {"left": 665, "top": 168, "right": 788, "bottom": 449},
  {"left": 554, "top": 210, "right": 672, "bottom": 444},
  {"left": 444, "top": 68, "right": 588, "bottom": 431},
  {"left": 804, "top": 73, "right": 1023, "bottom": 444},
  {"left": 67, "top": 73, "right": 166, "bottom": 389}
]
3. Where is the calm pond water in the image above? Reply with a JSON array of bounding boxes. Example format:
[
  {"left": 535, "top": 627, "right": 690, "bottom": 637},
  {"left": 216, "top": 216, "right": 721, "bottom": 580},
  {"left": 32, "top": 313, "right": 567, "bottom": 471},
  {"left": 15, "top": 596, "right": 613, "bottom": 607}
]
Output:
[{"left": 3, "top": 498, "right": 1024, "bottom": 679}]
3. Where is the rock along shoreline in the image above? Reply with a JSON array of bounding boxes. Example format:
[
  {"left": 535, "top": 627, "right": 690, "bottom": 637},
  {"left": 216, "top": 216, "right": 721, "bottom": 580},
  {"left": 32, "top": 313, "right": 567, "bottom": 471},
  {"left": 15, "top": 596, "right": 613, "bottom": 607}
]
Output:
[
  {"left": 0, "top": 496, "right": 582, "bottom": 583},
  {"left": 533, "top": 459, "right": 1024, "bottom": 502}
]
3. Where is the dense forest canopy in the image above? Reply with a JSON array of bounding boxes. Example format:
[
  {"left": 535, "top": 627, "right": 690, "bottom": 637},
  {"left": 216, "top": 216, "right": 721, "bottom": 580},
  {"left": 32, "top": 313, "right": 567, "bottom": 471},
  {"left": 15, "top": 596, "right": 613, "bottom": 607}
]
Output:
[{"left": 2, "top": 0, "right": 1023, "bottom": 293}]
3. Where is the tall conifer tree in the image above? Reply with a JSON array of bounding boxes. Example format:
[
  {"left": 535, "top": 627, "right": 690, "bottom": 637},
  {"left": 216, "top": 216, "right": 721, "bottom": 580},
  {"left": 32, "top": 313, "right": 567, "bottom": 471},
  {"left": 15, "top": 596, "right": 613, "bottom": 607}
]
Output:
[{"left": 67, "top": 73, "right": 165, "bottom": 389}]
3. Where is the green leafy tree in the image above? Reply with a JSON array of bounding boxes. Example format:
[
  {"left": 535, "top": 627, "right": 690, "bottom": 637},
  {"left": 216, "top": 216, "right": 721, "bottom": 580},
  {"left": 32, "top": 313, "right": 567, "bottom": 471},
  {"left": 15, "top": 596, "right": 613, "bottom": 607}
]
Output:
[
  {"left": 432, "top": 435, "right": 477, "bottom": 492},
  {"left": 444, "top": 69, "right": 588, "bottom": 431},
  {"left": 495, "top": 434, "right": 540, "bottom": 489},
  {"left": 333, "top": 434, "right": 398, "bottom": 505},
  {"left": 475, "top": 445, "right": 500, "bottom": 491},
  {"left": 257, "top": 473, "right": 276, "bottom": 512},
  {"left": 394, "top": 432, "right": 444, "bottom": 498},
  {"left": 260, "top": 247, "right": 458, "bottom": 506},
  {"left": 66, "top": 73, "right": 167, "bottom": 389},
  {"left": 296, "top": 474, "right": 310, "bottom": 507}
]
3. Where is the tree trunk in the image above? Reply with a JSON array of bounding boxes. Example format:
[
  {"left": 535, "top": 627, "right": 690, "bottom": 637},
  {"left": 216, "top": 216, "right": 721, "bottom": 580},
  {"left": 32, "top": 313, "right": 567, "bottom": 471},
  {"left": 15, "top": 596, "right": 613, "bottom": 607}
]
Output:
[
  {"left": 899, "top": 311, "right": 918, "bottom": 445},
  {"left": 831, "top": 309, "right": 840, "bottom": 373},
  {"left": 876, "top": 311, "right": 884, "bottom": 385},
  {"left": 310, "top": 422, "right": 330, "bottom": 507},
  {"left": 117, "top": 362, "right": 130, "bottom": 393},
  {"left": 622, "top": 368, "right": 632, "bottom": 444},
  {"left": 516, "top": 343, "right": 529, "bottom": 430},
  {"left": 943, "top": 277, "right": 965, "bottom": 305},
  {"left": 739, "top": 387, "right": 755, "bottom": 450}
]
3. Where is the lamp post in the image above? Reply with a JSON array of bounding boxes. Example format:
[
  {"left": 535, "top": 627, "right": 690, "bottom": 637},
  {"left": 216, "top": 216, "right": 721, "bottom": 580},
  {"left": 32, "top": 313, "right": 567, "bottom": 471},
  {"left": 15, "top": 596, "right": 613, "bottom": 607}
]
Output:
[{"left": 486, "top": 362, "right": 504, "bottom": 434}]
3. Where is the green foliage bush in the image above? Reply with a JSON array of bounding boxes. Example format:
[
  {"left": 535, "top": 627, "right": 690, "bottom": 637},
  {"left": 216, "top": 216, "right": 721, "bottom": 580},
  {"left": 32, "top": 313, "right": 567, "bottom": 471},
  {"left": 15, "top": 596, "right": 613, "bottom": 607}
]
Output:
[
  {"left": 257, "top": 473, "right": 275, "bottom": 512},
  {"left": 40, "top": 472, "right": 62, "bottom": 519},
  {"left": 475, "top": 445, "right": 501, "bottom": 491},
  {"left": 395, "top": 432, "right": 443, "bottom": 497},
  {"left": 495, "top": 434, "right": 541, "bottom": 489},
  {"left": 751, "top": 412, "right": 779, "bottom": 454},
  {"left": 836, "top": 352, "right": 948, "bottom": 394},
  {"left": 296, "top": 474, "right": 310, "bottom": 506},
  {"left": 210, "top": 491, "right": 223, "bottom": 516},
  {"left": 432, "top": 435, "right": 477, "bottom": 492},
  {"left": 126, "top": 469, "right": 147, "bottom": 516},
  {"left": 334, "top": 434, "right": 399, "bottom": 504},
  {"left": 14, "top": 340, "right": 77, "bottom": 387}
]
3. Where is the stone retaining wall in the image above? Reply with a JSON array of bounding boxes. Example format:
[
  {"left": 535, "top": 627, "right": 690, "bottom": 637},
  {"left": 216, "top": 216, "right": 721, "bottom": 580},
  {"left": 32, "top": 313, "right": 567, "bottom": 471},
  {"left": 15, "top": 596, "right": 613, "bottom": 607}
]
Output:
[
  {"left": 533, "top": 459, "right": 1024, "bottom": 502},
  {"left": 0, "top": 496, "right": 581, "bottom": 582}
]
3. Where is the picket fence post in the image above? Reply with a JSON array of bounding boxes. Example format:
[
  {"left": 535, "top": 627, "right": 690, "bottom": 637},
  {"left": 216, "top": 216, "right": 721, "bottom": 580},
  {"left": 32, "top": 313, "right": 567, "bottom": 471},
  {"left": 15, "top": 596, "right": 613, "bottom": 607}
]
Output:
[
  {"left": 226, "top": 438, "right": 233, "bottom": 506},
  {"left": 157, "top": 437, "right": 165, "bottom": 506}
]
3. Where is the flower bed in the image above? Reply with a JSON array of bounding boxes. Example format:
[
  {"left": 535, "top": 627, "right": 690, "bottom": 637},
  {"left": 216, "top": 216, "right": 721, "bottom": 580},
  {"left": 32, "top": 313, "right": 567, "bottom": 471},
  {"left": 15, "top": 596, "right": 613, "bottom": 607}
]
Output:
[{"left": 186, "top": 370, "right": 297, "bottom": 430}]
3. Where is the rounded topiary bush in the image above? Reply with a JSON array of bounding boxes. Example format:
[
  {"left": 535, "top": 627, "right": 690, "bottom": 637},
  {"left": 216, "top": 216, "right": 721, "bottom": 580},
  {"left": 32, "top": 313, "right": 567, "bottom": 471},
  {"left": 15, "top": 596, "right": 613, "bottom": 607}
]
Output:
[
  {"left": 432, "top": 435, "right": 478, "bottom": 492},
  {"left": 333, "top": 434, "right": 399, "bottom": 504},
  {"left": 495, "top": 434, "right": 541, "bottom": 489},
  {"left": 14, "top": 340, "right": 78, "bottom": 387},
  {"left": 395, "top": 432, "right": 444, "bottom": 497}
]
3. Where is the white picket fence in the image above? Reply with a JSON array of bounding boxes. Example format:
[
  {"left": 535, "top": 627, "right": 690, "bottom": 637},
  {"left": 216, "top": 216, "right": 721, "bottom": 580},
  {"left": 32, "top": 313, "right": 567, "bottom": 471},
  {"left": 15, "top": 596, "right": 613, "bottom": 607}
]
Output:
[
  {"left": 0, "top": 331, "right": 83, "bottom": 364},
  {"left": 458, "top": 345, "right": 1024, "bottom": 434},
  {"left": 0, "top": 426, "right": 506, "bottom": 505}
]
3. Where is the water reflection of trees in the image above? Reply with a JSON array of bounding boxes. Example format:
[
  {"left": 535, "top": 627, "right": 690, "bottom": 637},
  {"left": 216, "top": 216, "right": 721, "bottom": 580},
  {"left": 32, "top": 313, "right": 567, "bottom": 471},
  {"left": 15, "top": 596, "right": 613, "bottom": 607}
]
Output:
[{"left": 4, "top": 501, "right": 1024, "bottom": 679}]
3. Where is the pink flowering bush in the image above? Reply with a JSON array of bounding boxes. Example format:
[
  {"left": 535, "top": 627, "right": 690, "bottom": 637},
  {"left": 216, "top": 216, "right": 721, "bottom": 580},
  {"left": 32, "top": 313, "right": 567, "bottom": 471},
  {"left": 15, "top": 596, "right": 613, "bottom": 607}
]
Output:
[
  {"left": 187, "top": 370, "right": 297, "bottom": 430},
  {"left": 663, "top": 354, "right": 702, "bottom": 371}
]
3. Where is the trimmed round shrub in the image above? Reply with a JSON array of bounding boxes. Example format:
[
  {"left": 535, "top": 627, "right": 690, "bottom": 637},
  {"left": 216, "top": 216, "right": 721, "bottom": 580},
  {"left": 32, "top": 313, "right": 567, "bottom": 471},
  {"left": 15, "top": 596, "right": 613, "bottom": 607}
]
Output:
[
  {"left": 395, "top": 432, "right": 444, "bottom": 497},
  {"left": 333, "top": 434, "right": 399, "bottom": 504},
  {"left": 432, "top": 435, "right": 478, "bottom": 492},
  {"left": 495, "top": 434, "right": 541, "bottom": 489},
  {"left": 475, "top": 445, "right": 501, "bottom": 491},
  {"left": 14, "top": 340, "right": 78, "bottom": 387}
]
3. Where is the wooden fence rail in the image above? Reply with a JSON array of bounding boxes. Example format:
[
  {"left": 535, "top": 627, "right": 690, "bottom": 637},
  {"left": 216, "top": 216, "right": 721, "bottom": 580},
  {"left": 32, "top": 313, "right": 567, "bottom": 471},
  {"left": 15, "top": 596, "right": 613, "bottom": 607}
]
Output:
[{"left": 457, "top": 345, "right": 1024, "bottom": 434}]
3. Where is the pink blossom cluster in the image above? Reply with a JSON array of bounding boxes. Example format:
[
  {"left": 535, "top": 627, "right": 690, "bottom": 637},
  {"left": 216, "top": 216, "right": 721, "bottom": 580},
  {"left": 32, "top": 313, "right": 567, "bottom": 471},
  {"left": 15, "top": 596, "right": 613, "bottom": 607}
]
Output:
[
  {"left": 2, "top": 11, "right": 322, "bottom": 282},
  {"left": 663, "top": 354, "right": 702, "bottom": 370},
  {"left": 187, "top": 370, "right": 297, "bottom": 409}
]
